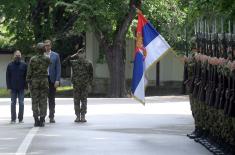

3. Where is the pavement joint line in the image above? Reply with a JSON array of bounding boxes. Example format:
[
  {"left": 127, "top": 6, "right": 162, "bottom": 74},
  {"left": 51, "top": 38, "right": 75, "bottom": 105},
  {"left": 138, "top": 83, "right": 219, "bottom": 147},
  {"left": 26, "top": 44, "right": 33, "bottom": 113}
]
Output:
[{"left": 15, "top": 127, "right": 39, "bottom": 155}]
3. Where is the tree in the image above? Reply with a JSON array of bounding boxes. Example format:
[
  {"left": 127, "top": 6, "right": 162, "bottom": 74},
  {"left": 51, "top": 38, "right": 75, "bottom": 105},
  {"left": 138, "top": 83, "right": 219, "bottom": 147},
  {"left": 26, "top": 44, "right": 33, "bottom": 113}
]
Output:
[{"left": 0, "top": 0, "right": 81, "bottom": 54}]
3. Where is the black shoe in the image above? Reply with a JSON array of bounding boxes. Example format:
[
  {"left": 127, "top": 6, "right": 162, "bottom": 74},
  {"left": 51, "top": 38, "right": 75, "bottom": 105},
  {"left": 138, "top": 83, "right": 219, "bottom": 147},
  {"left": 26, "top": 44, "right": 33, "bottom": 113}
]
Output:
[
  {"left": 39, "top": 117, "right": 45, "bottom": 127},
  {"left": 19, "top": 120, "right": 24, "bottom": 123},
  {"left": 49, "top": 118, "right": 55, "bottom": 123},
  {"left": 187, "top": 131, "right": 197, "bottom": 139},
  {"left": 34, "top": 117, "right": 40, "bottom": 127},
  {"left": 194, "top": 137, "right": 202, "bottom": 142},
  {"left": 10, "top": 120, "right": 16, "bottom": 124}
]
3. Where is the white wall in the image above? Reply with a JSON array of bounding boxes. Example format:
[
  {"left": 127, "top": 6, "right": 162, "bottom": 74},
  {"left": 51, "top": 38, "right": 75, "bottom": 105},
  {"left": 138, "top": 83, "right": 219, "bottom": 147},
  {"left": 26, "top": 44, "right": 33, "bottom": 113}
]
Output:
[
  {"left": 86, "top": 32, "right": 110, "bottom": 78},
  {"left": 160, "top": 51, "right": 184, "bottom": 82},
  {"left": 0, "top": 54, "right": 12, "bottom": 88}
]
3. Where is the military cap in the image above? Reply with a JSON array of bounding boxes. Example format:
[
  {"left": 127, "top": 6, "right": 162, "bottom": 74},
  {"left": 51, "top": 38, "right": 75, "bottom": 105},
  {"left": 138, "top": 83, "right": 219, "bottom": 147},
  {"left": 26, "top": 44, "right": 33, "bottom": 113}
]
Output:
[{"left": 36, "top": 42, "right": 45, "bottom": 50}]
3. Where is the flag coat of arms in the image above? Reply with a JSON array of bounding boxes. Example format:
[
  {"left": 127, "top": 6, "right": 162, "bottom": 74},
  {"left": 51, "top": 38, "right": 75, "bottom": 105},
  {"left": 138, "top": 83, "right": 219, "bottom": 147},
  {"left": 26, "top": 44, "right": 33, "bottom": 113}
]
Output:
[{"left": 131, "top": 11, "right": 171, "bottom": 104}]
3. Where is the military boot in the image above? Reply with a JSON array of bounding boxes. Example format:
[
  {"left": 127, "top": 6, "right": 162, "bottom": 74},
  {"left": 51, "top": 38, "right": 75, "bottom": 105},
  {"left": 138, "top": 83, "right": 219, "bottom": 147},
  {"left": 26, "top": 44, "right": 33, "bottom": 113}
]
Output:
[
  {"left": 34, "top": 117, "right": 40, "bottom": 127},
  {"left": 49, "top": 117, "right": 55, "bottom": 123},
  {"left": 74, "top": 113, "right": 80, "bottom": 122},
  {"left": 80, "top": 114, "right": 87, "bottom": 122},
  {"left": 39, "top": 117, "right": 45, "bottom": 127}
]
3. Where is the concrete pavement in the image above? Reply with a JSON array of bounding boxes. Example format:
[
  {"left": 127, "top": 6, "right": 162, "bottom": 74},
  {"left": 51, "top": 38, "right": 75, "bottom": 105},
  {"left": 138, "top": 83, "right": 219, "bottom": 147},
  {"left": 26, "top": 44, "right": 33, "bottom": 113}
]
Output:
[{"left": 0, "top": 96, "right": 212, "bottom": 155}]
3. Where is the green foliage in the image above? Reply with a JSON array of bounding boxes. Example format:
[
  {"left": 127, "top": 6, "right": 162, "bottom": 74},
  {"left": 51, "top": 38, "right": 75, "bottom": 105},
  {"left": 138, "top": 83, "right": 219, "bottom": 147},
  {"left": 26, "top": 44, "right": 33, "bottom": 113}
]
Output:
[
  {"left": 0, "top": 88, "right": 10, "bottom": 97},
  {"left": 0, "top": 0, "right": 82, "bottom": 55},
  {"left": 59, "top": 0, "right": 130, "bottom": 44},
  {"left": 0, "top": 24, "right": 14, "bottom": 48},
  {"left": 179, "top": 0, "right": 235, "bottom": 32},
  {"left": 177, "top": 0, "right": 235, "bottom": 55},
  {"left": 0, "top": 0, "right": 36, "bottom": 53},
  {"left": 0, "top": 88, "right": 30, "bottom": 98},
  {"left": 57, "top": 86, "right": 73, "bottom": 92},
  {"left": 185, "top": 0, "right": 235, "bottom": 19}
]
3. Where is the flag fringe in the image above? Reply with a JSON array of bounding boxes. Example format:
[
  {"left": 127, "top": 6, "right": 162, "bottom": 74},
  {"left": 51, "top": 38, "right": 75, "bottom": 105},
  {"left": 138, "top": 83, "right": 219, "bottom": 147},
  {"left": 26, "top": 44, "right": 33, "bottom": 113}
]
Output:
[{"left": 131, "top": 93, "right": 145, "bottom": 106}]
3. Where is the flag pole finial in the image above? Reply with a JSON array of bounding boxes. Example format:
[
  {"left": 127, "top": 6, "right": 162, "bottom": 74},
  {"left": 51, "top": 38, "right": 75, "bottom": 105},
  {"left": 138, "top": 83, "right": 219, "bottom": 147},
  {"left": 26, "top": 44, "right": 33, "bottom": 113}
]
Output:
[{"left": 136, "top": 8, "right": 142, "bottom": 14}]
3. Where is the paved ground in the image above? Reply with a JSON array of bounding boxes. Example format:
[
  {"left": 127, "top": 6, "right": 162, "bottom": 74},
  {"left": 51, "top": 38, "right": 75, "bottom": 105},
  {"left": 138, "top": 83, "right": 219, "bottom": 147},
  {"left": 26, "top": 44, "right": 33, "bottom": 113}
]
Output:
[{"left": 0, "top": 96, "right": 212, "bottom": 155}]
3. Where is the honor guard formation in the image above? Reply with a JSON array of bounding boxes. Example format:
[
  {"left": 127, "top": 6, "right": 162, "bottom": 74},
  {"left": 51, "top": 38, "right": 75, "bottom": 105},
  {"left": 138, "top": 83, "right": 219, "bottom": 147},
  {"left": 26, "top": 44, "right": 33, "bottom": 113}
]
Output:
[{"left": 184, "top": 20, "right": 235, "bottom": 155}]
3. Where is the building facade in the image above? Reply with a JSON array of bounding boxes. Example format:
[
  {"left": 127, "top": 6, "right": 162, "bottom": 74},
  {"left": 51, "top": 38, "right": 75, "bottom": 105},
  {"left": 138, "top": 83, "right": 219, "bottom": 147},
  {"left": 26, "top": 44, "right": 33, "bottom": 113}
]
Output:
[{"left": 0, "top": 50, "right": 13, "bottom": 88}]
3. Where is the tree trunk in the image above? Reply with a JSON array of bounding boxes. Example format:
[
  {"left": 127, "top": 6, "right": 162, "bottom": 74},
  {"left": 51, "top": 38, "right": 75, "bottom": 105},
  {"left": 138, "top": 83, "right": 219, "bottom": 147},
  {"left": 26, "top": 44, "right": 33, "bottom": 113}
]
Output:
[
  {"left": 93, "top": 5, "right": 136, "bottom": 97},
  {"left": 31, "top": 0, "right": 50, "bottom": 41},
  {"left": 106, "top": 41, "right": 126, "bottom": 97},
  {"left": 105, "top": 7, "right": 136, "bottom": 97}
]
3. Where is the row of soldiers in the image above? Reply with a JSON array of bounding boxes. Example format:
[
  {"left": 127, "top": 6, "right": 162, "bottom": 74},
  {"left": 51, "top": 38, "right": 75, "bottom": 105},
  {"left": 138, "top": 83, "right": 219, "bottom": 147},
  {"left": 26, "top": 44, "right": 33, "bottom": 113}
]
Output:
[{"left": 184, "top": 32, "right": 235, "bottom": 154}]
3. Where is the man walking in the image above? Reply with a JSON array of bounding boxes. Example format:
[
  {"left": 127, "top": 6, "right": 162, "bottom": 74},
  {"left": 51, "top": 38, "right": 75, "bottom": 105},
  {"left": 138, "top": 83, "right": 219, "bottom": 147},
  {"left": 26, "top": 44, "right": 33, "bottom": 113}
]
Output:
[
  {"left": 44, "top": 40, "right": 61, "bottom": 123},
  {"left": 6, "top": 50, "right": 27, "bottom": 123},
  {"left": 63, "top": 48, "right": 93, "bottom": 122},
  {"left": 27, "top": 43, "right": 50, "bottom": 127}
]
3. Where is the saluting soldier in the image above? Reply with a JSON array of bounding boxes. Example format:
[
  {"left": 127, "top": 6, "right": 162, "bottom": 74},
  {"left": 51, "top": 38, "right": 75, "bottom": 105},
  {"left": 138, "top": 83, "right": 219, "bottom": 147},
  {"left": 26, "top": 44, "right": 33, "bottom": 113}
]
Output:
[{"left": 63, "top": 47, "right": 93, "bottom": 122}]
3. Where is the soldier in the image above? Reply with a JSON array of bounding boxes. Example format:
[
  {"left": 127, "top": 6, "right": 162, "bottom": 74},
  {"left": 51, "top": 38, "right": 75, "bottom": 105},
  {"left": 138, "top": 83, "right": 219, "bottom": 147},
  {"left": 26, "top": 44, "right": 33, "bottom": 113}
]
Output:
[
  {"left": 63, "top": 47, "right": 93, "bottom": 122},
  {"left": 26, "top": 43, "right": 50, "bottom": 127}
]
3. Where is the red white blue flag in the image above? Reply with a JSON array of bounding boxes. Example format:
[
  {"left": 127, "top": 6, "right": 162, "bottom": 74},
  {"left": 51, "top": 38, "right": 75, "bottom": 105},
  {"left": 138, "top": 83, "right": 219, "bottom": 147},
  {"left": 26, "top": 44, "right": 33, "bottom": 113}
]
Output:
[{"left": 131, "top": 11, "right": 171, "bottom": 104}]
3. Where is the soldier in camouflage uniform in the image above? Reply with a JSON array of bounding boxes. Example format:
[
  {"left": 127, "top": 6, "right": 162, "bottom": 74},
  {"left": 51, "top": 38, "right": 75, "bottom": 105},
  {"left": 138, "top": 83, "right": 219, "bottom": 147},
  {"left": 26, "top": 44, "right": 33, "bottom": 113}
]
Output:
[
  {"left": 27, "top": 43, "right": 51, "bottom": 127},
  {"left": 63, "top": 48, "right": 93, "bottom": 122}
]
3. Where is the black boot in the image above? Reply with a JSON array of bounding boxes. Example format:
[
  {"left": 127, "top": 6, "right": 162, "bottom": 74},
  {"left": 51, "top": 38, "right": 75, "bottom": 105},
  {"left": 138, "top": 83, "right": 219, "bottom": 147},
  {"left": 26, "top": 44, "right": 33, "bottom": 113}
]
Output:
[
  {"left": 187, "top": 130, "right": 197, "bottom": 139},
  {"left": 39, "top": 117, "right": 45, "bottom": 127},
  {"left": 74, "top": 114, "right": 80, "bottom": 122},
  {"left": 34, "top": 117, "right": 40, "bottom": 127},
  {"left": 80, "top": 114, "right": 87, "bottom": 122}
]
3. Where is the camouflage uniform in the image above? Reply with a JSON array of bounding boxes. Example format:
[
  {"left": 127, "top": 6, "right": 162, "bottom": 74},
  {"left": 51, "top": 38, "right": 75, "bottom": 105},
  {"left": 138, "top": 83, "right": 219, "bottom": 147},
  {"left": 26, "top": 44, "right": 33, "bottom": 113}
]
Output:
[
  {"left": 63, "top": 55, "right": 93, "bottom": 122},
  {"left": 27, "top": 53, "right": 50, "bottom": 126}
]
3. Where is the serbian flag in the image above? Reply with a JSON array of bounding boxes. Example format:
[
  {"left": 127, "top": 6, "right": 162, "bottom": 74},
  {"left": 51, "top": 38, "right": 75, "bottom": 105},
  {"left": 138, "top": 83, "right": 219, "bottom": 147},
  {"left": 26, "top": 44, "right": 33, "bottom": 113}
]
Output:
[{"left": 131, "top": 11, "right": 171, "bottom": 104}]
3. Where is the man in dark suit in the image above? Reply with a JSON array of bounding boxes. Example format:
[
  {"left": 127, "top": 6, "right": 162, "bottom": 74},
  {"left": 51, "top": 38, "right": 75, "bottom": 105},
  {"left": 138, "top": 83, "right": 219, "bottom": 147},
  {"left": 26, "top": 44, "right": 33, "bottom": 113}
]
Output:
[
  {"left": 44, "top": 40, "right": 61, "bottom": 123},
  {"left": 6, "top": 50, "right": 27, "bottom": 123}
]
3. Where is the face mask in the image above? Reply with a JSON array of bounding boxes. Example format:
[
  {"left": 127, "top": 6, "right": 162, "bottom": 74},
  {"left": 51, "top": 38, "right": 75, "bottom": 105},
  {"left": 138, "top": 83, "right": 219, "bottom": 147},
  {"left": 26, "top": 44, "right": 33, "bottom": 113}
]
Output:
[{"left": 14, "top": 57, "right": 21, "bottom": 64}]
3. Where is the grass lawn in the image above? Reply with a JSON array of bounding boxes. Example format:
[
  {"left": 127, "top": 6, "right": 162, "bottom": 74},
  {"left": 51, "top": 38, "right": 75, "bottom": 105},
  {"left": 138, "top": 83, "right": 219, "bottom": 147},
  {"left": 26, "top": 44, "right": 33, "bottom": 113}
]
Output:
[
  {"left": 0, "top": 86, "right": 74, "bottom": 98},
  {"left": 0, "top": 88, "right": 10, "bottom": 97},
  {"left": 56, "top": 86, "right": 73, "bottom": 97},
  {"left": 57, "top": 86, "right": 73, "bottom": 92}
]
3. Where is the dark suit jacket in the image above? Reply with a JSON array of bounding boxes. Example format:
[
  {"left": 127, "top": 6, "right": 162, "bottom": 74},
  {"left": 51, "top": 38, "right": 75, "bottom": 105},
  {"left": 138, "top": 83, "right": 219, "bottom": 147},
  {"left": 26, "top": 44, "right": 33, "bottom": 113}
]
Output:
[
  {"left": 6, "top": 61, "right": 27, "bottom": 90},
  {"left": 48, "top": 51, "right": 61, "bottom": 83}
]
